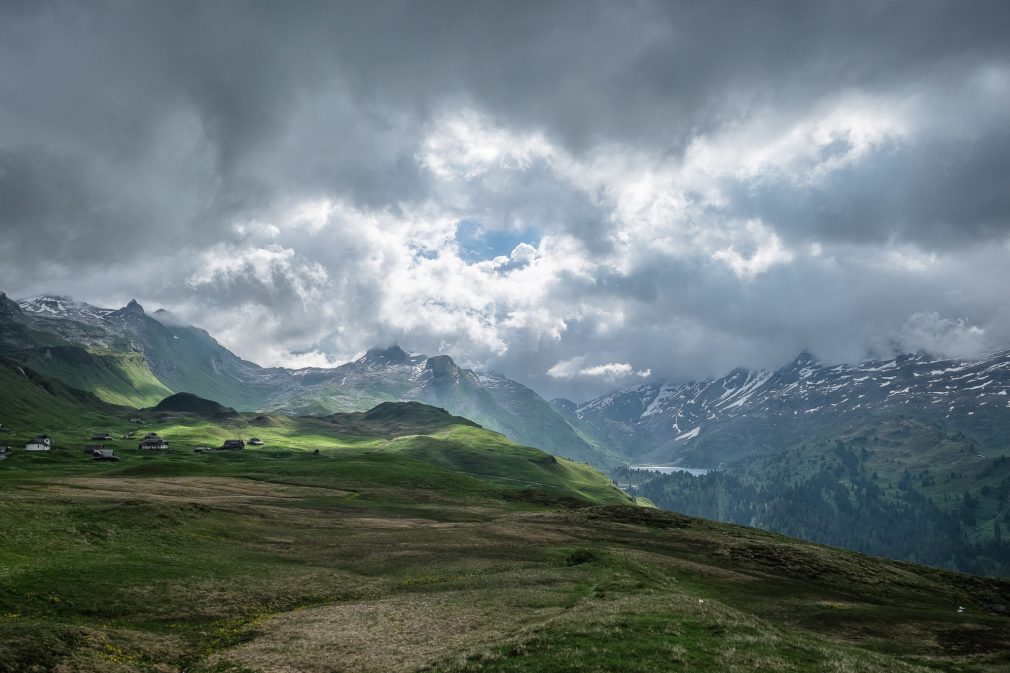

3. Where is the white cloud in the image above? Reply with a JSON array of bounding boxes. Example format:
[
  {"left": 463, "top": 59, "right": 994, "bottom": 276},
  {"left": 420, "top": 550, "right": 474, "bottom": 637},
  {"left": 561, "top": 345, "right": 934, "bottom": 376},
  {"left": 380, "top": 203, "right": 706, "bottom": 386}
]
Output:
[
  {"left": 710, "top": 219, "right": 795, "bottom": 279},
  {"left": 284, "top": 199, "right": 336, "bottom": 234},
  {"left": 894, "top": 312, "right": 989, "bottom": 360},
  {"left": 419, "top": 109, "right": 554, "bottom": 180},
  {"left": 882, "top": 247, "right": 939, "bottom": 273},
  {"left": 548, "top": 356, "right": 651, "bottom": 380}
]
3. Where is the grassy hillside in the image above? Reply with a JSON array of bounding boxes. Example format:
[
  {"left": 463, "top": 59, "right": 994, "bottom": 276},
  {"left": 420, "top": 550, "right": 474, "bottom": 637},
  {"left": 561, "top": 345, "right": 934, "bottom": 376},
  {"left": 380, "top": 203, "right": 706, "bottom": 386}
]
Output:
[
  {"left": 8, "top": 346, "right": 174, "bottom": 408},
  {"left": 0, "top": 358, "right": 123, "bottom": 438},
  {"left": 1, "top": 449, "right": 1009, "bottom": 671},
  {"left": 318, "top": 400, "right": 481, "bottom": 437},
  {"left": 137, "top": 320, "right": 276, "bottom": 411}
]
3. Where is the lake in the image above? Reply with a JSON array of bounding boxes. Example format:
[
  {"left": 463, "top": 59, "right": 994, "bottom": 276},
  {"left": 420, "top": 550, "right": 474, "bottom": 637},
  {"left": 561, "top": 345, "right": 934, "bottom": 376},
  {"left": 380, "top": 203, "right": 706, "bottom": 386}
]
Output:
[{"left": 629, "top": 465, "right": 710, "bottom": 476}]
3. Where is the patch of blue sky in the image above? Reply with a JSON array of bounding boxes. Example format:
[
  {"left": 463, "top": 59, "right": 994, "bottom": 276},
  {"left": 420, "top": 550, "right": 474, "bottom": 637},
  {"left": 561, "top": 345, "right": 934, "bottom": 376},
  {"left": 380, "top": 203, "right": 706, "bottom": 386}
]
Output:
[{"left": 455, "top": 219, "right": 540, "bottom": 263}]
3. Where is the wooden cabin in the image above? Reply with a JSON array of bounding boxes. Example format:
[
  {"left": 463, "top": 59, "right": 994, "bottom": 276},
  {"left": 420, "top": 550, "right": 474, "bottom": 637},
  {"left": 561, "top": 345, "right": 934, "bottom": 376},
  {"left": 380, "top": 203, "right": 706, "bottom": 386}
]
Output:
[
  {"left": 138, "top": 436, "right": 169, "bottom": 450},
  {"left": 26, "top": 435, "right": 52, "bottom": 451}
]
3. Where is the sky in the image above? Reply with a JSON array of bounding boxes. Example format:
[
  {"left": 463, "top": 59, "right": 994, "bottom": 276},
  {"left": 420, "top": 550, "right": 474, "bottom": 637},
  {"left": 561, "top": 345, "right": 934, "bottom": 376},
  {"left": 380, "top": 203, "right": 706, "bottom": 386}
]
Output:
[{"left": 1, "top": 1, "right": 1009, "bottom": 401}]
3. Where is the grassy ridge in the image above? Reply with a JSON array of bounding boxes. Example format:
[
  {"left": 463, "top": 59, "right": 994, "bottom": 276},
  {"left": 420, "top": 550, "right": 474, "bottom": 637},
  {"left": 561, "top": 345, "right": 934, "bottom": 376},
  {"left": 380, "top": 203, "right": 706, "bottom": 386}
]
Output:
[
  {"left": 4, "top": 347, "right": 173, "bottom": 408},
  {"left": 0, "top": 358, "right": 122, "bottom": 435}
]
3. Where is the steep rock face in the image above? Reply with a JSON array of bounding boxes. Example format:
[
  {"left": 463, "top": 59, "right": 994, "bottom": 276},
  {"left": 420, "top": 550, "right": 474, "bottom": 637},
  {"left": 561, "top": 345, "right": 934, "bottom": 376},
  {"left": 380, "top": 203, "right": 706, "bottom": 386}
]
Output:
[
  {"left": 0, "top": 292, "right": 44, "bottom": 350},
  {"left": 573, "top": 349, "right": 1010, "bottom": 465}
]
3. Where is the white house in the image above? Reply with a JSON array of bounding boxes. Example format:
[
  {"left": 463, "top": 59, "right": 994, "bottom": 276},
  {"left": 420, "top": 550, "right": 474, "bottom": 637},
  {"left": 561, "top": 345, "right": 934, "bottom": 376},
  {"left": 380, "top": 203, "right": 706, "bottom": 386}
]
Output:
[{"left": 26, "top": 435, "right": 52, "bottom": 451}]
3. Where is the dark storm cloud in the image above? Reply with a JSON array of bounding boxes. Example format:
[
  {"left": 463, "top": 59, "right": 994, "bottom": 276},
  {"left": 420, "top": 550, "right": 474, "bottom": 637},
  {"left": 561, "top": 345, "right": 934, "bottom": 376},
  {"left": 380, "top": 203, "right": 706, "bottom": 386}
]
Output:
[
  {"left": 1, "top": 0, "right": 1009, "bottom": 399},
  {"left": 723, "top": 121, "right": 1010, "bottom": 251},
  {"left": 3, "top": 1, "right": 1007, "bottom": 245}
]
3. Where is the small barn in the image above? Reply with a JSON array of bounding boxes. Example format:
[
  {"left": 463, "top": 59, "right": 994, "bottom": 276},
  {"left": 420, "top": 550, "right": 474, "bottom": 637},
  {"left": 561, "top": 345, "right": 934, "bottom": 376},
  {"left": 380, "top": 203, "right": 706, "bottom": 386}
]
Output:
[
  {"left": 220, "top": 439, "right": 245, "bottom": 450},
  {"left": 248, "top": 437, "right": 264, "bottom": 446},
  {"left": 138, "top": 436, "right": 169, "bottom": 450},
  {"left": 26, "top": 435, "right": 52, "bottom": 451},
  {"left": 92, "top": 449, "right": 119, "bottom": 462},
  {"left": 91, "top": 432, "right": 113, "bottom": 441},
  {"left": 83, "top": 444, "right": 106, "bottom": 455}
]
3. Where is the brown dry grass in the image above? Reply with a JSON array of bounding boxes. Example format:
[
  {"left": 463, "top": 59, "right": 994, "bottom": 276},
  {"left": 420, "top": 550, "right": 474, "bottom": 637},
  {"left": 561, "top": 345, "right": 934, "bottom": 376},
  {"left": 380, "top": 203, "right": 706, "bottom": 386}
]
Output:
[
  {"left": 5, "top": 475, "right": 1010, "bottom": 673},
  {"left": 39, "top": 476, "right": 355, "bottom": 503},
  {"left": 206, "top": 591, "right": 568, "bottom": 673}
]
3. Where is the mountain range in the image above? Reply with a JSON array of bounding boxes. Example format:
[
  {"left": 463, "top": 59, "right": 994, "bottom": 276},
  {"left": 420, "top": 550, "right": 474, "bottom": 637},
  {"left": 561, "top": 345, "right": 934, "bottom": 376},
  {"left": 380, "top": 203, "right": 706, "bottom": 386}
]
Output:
[
  {"left": 558, "top": 348, "right": 1010, "bottom": 466},
  {"left": 1, "top": 293, "right": 610, "bottom": 465}
]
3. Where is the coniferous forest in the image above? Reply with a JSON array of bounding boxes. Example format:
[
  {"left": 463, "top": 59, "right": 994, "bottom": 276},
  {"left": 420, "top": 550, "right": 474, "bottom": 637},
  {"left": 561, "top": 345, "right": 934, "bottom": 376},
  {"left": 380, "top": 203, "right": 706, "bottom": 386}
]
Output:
[{"left": 618, "top": 444, "right": 1010, "bottom": 576}]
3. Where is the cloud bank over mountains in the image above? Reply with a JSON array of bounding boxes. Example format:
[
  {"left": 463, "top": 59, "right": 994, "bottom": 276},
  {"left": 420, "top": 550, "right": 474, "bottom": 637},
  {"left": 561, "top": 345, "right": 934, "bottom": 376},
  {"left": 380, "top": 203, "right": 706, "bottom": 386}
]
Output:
[{"left": 1, "top": 1, "right": 1009, "bottom": 399}]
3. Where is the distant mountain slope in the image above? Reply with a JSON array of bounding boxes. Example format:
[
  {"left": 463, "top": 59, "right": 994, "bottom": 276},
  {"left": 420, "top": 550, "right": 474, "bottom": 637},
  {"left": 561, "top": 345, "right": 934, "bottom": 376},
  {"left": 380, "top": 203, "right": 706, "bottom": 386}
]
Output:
[
  {"left": 12, "top": 296, "right": 287, "bottom": 410},
  {"left": 105, "top": 300, "right": 281, "bottom": 409},
  {"left": 571, "top": 349, "right": 1010, "bottom": 465},
  {"left": 0, "top": 292, "right": 65, "bottom": 351},
  {"left": 268, "top": 346, "right": 616, "bottom": 466},
  {"left": 1, "top": 295, "right": 173, "bottom": 407},
  {"left": 619, "top": 417, "right": 1010, "bottom": 575}
]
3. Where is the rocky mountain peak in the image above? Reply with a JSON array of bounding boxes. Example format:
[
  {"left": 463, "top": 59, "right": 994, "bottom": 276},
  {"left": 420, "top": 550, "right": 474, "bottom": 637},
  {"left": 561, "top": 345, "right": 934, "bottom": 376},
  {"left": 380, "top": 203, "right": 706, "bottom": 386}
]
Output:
[
  {"left": 790, "top": 350, "right": 819, "bottom": 367},
  {"left": 152, "top": 308, "right": 190, "bottom": 327},
  {"left": 550, "top": 398, "right": 578, "bottom": 415},
  {"left": 123, "top": 299, "right": 145, "bottom": 315},
  {"left": 0, "top": 292, "right": 25, "bottom": 321},
  {"left": 363, "top": 344, "right": 409, "bottom": 364},
  {"left": 425, "top": 354, "right": 460, "bottom": 377}
]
